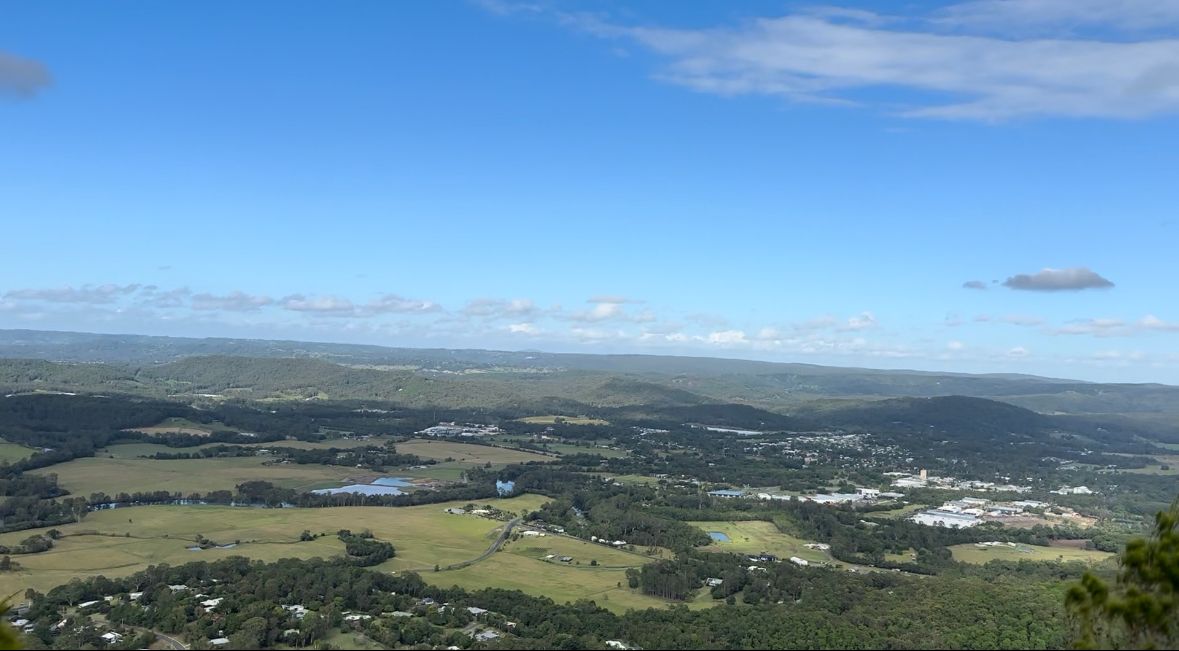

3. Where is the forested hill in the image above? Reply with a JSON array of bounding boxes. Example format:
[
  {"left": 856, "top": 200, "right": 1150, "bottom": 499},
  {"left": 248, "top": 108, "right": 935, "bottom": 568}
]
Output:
[{"left": 1, "top": 328, "right": 1178, "bottom": 420}]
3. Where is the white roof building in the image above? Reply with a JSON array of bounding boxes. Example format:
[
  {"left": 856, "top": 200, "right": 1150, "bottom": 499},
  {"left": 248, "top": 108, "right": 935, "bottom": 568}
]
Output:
[{"left": 911, "top": 510, "right": 982, "bottom": 529}]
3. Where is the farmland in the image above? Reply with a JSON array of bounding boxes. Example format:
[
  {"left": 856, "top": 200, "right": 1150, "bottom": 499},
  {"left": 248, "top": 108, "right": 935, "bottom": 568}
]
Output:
[
  {"left": 688, "top": 520, "right": 833, "bottom": 564},
  {"left": 394, "top": 439, "right": 555, "bottom": 465},
  {"left": 0, "top": 495, "right": 550, "bottom": 599},
  {"left": 517, "top": 415, "right": 610, "bottom": 426},
  {"left": 0, "top": 439, "right": 36, "bottom": 463},
  {"left": 123, "top": 417, "right": 221, "bottom": 437},
  {"left": 949, "top": 542, "right": 1115, "bottom": 565},
  {"left": 31, "top": 456, "right": 365, "bottom": 495},
  {"left": 438, "top": 531, "right": 671, "bottom": 612}
]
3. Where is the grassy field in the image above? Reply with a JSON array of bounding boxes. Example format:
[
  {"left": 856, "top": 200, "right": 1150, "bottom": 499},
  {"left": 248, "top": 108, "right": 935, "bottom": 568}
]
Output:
[
  {"left": 396, "top": 439, "right": 556, "bottom": 465},
  {"left": 124, "top": 417, "right": 220, "bottom": 437},
  {"left": 590, "top": 473, "right": 663, "bottom": 486},
  {"left": 949, "top": 542, "right": 1115, "bottom": 565},
  {"left": 0, "top": 495, "right": 671, "bottom": 611},
  {"left": 0, "top": 495, "right": 549, "bottom": 599},
  {"left": 689, "top": 521, "right": 833, "bottom": 564},
  {"left": 1123, "top": 455, "right": 1179, "bottom": 475},
  {"left": 32, "top": 456, "right": 366, "bottom": 495},
  {"left": 871, "top": 503, "right": 926, "bottom": 519},
  {"left": 546, "top": 443, "right": 629, "bottom": 458},
  {"left": 98, "top": 437, "right": 396, "bottom": 460},
  {"left": 517, "top": 415, "right": 610, "bottom": 426},
  {"left": 0, "top": 439, "right": 37, "bottom": 463},
  {"left": 438, "top": 532, "right": 671, "bottom": 613}
]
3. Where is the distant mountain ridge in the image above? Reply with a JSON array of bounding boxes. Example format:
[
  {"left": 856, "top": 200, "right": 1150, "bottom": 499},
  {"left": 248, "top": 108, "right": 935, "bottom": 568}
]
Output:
[{"left": 1, "top": 328, "right": 1177, "bottom": 421}]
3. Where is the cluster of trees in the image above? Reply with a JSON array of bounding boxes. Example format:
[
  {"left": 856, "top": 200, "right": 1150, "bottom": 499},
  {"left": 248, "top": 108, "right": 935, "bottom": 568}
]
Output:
[
  {"left": 145, "top": 443, "right": 434, "bottom": 472},
  {"left": 19, "top": 552, "right": 1087, "bottom": 650},
  {"left": 336, "top": 529, "right": 395, "bottom": 566}
]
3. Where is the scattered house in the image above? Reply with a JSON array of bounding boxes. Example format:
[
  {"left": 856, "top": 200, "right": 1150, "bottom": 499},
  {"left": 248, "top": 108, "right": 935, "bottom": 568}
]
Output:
[
  {"left": 543, "top": 554, "right": 556, "bottom": 560},
  {"left": 201, "top": 597, "right": 224, "bottom": 610},
  {"left": 388, "top": 611, "right": 413, "bottom": 618},
  {"left": 444, "top": 507, "right": 466, "bottom": 515},
  {"left": 606, "top": 641, "right": 634, "bottom": 650},
  {"left": 857, "top": 488, "right": 882, "bottom": 499},
  {"left": 789, "top": 557, "right": 810, "bottom": 566},
  {"left": 474, "top": 630, "right": 501, "bottom": 642},
  {"left": 520, "top": 530, "right": 545, "bottom": 537},
  {"left": 343, "top": 614, "right": 373, "bottom": 622},
  {"left": 419, "top": 597, "right": 436, "bottom": 606},
  {"left": 705, "top": 577, "right": 724, "bottom": 587},
  {"left": 78, "top": 600, "right": 101, "bottom": 609},
  {"left": 210, "top": 638, "right": 230, "bottom": 647},
  {"left": 612, "top": 540, "right": 627, "bottom": 547},
  {"left": 880, "top": 491, "right": 906, "bottom": 499},
  {"left": 559, "top": 556, "right": 574, "bottom": 563},
  {"left": 804, "top": 543, "right": 831, "bottom": 551},
  {"left": 757, "top": 492, "right": 795, "bottom": 501},
  {"left": 467, "top": 607, "right": 489, "bottom": 616},
  {"left": 128, "top": 592, "right": 143, "bottom": 601},
  {"left": 708, "top": 489, "right": 747, "bottom": 499},
  {"left": 747, "top": 565, "right": 767, "bottom": 572},
  {"left": 891, "top": 477, "right": 927, "bottom": 489},
  {"left": 100, "top": 631, "right": 123, "bottom": 644}
]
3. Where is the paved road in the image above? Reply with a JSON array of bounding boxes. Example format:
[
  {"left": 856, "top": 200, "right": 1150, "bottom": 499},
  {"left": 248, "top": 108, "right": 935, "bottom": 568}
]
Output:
[{"left": 129, "top": 626, "right": 188, "bottom": 650}]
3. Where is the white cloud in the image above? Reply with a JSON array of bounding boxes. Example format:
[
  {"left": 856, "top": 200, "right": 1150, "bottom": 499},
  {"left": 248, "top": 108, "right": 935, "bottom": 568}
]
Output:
[
  {"left": 1140, "top": 314, "right": 1179, "bottom": 331},
  {"left": 507, "top": 322, "right": 541, "bottom": 335},
  {"left": 1007, "top": 346, "right": 1030, "bottom": 358},
  {"left": 839, "top": 311, "right": 878, "bottom": 331},
  {"left": 947, "top": 340, "right": 965, "bottom": 351},
  {"left": 280, "top": 294, "right": 356, "bottom": 315},
  {"left": 706, "top": 329, "right": 749, "bottom": 345},
  {"left": 562, "top": 5, "right": 1179, "bottom": 120}
]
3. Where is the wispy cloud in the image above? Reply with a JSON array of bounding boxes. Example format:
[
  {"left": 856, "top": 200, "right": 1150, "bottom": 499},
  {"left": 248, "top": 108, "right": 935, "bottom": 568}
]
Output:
[
  {"left": 839, "top": 311, "right": 878, "bottom": 331},
  {"left": 568, "top": 296, "right": 654, "bottom": 322},
  {"left": 4, "top": 284, "right": 141, "bottom": 304},
  {"left": 531, "top": 3, "right": 1179, "bottom": 120},
  {"left": 192, "top": 291, "right": 274, "bottom": 312},
  {"left": 280, "top": 293, "right": 438, "bottom": 317},
  {"left": 1002, "top": 267, "right": 1114, "bottom": 291},
  {"left": 1141, "top": 314, "right": 1179, "bottom": 332},
  {"left": 962, "top": 280, "right": 988, "bottom": 290},
  {"left": 463, "top": 298, "right": 538, "bottom": 319},
  {"left": 0, "top": 51, "right": 52, "bottom": 98},
  {"left": 934, "top": 0, "right": 1179, "bottom": 35}
]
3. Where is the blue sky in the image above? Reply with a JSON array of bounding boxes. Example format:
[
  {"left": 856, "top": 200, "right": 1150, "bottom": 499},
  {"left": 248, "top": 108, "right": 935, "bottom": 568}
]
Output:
[{"left": 2, "top": 0, "right": 1178, "bottom": 383}]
